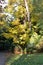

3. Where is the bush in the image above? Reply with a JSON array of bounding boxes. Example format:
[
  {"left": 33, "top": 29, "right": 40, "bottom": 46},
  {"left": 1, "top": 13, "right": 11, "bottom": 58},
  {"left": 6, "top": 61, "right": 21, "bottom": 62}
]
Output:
[
  {"left": 36, "top": 36, "right": 43, "bottom": 52},
  {"left": 0, "top": 35, "right": 13, "bottom": 51},
  {"left": 26, "top": 43, "right": 36, "bottom": 53}
]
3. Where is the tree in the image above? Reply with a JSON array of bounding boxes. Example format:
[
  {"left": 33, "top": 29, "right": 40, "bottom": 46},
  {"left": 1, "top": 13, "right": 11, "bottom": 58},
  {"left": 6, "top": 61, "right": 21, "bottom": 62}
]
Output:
[{"left": 0, "top": 0, "right": 43, "bottom": 53}]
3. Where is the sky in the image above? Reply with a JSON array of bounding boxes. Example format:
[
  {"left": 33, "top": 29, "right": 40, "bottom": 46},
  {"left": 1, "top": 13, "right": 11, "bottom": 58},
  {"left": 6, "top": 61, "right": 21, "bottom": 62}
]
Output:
[
  {"left": 0, "top": 0, "right": 8, "bottom": 8},
  {"left": 0, "top": 0, "right": 18, "bottom": 17}
]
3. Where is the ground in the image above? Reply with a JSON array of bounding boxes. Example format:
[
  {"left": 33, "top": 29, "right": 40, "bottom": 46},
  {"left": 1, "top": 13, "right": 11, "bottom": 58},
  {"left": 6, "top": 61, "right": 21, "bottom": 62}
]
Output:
[
  {"left": 0, "top": 52, "right": 43, "bottom": 65},
  {"left": 6, "top": 53, "right": 43, "bottom": 65},
  {"left": 0, "top": 52, "right": 11, "bottom": 65}
]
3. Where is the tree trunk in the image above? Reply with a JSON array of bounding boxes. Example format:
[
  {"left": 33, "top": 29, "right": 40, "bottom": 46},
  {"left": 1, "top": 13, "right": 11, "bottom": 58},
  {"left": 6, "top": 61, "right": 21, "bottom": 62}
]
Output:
[
  {"left": 24, "top": 0, "right": 31, "bottom": 30},
  {"left": 24, "top": 0, "right": 30, "bottom": 21}
]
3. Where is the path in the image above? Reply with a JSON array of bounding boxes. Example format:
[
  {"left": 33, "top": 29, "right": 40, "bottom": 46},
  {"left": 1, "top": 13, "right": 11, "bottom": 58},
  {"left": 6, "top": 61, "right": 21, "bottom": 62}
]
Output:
[{"left": 0, "top": 52, "right": 11, "bottom": 65}]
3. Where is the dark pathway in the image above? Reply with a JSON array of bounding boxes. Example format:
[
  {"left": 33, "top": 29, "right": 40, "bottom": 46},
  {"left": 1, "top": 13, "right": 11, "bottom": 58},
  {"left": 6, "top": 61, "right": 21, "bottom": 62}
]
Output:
[{"left": 0, "top": 52, "right": 11, "bottom": 65}]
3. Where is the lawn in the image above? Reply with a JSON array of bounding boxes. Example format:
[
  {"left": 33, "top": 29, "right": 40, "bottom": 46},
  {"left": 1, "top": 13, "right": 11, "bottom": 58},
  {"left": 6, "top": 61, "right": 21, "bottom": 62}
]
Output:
[{"left": 6, "top": 53, "right": 43, "bottom": 65}]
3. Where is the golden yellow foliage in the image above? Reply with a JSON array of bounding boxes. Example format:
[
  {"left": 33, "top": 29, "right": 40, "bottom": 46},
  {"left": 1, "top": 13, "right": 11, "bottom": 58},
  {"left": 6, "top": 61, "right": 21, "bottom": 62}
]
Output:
[
  {"left": 13, "top": 36, "right": 19, "bottom": 43},
  {"left": 8, "top": 5, "right": 13, "bottom": 13},
  {"left": 11, "top": 19, "right": 20, "bottom": 26},
  {"left": 29, "top": 4, "right": 33, "bottom": 13},
  {"left": 31, "top": 16, "right": 38, "bottom": 22},
  {"left": 0, "top": 21, "right": 5, "bottom": 25},
  {"left": 2, "top": 33, "right": 14, "bottom": 39},
  {"left": 15, "top": 5, "right": 26, "bottom": 18},
  {"left": 8, "top": 0, "right": 16, "bottom": 4}
]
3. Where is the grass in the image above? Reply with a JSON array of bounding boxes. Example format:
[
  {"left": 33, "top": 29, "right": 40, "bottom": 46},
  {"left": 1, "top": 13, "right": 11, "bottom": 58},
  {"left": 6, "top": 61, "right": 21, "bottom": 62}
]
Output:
[{"left": 6, "top": 53, "right": 43, "bottom": 65}]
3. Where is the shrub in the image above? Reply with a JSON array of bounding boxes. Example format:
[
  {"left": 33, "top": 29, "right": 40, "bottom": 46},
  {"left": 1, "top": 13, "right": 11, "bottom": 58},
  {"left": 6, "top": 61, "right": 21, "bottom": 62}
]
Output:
[{"left": 36, "top": 36, "right": 43, "bottom": 52}]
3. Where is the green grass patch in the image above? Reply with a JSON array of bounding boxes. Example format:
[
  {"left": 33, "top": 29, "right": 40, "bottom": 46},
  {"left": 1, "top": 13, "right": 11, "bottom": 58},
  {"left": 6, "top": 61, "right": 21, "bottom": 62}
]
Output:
[{"left": 6, "top": 53, "right": 43, "bottom": 65}]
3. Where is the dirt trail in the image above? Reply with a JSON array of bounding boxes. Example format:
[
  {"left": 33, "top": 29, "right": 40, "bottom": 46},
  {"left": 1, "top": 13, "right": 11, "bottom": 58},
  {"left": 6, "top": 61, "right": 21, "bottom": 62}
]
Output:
[{"left": 0, "top": 52, "right": 11, "bottom": 65}]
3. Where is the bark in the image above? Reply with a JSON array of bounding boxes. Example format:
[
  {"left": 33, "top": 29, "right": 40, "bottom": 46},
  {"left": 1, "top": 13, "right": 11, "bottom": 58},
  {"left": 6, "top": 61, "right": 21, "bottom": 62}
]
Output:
[
  {"left": 24, "top": 0, "right": 30, "bottom": 21},
  {"left": 24, "top": 0, "right": 31, "bottom": 30}
]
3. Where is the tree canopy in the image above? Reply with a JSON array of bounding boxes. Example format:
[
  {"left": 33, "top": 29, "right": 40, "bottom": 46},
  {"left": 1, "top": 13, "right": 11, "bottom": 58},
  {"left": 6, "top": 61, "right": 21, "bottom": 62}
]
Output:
[{"left": 0, "top": 0, "right": 43, "bottom": 53}]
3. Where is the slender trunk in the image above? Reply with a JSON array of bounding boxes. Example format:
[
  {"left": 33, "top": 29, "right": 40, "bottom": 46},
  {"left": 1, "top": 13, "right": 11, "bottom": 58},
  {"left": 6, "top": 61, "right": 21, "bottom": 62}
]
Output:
[
  {"left": 24, "top": 0, "right": 31, "bottom": 30},
  {"left": 24, "top": 0, "right": 30, "bottom": 21}
]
